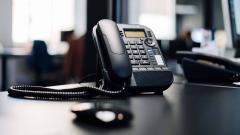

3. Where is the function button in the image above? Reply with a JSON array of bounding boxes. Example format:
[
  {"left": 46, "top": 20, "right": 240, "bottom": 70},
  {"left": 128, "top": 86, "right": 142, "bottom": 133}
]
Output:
[
  {"left": 129, "top": 55, "right": 134, "bottom": 60},
  {"left": 138, "top": 45, "right": 144, "bottom": 50},
  {"left": 140, "top": 50, "right": 146, "bottom": 54},
  {"left": 134, "top": 55, "right": 141, "bottom": 60},
  {"left": 133, "top": 68, "right": 139, "bottom": 71},
  {"left": 131, "top": 60, "right": 139, "bottom": 65},
  {"left": 125, "top": 45, "right": 130, "bottom": 49},
  {"left": 140, "top": 60, "right": 150, "bottom": 65},
  {"left": 127, "top": 50, "right": 132, "bottom": 54},
  {"left": 142, "top": 55, "right": 148, "bottom": 60},
  {"left": 137, "top": 41, "right": 143, "bottom": 45},
  {"left": 147, "top": 50, "right": 154, "bottom": 55},
  {"left": 155, "top": 55, "right": 164, "bottom": 65},
  {"left": 144, "top": 38, "right": 156, "bottom": 47},
  {"left": 131, "top": 45, "right": 137, "bottom": 50},
  {"left": 147, "top": 67, "right": 154, "bottom": 71},
  {"left": 132, "top": 50, "right": 139, "bottom": 54},
  {"left": 124, "top": 41, "right": 128, "bottom": 45},
  {"left": 153, "top": 49, "right": 160, "bottom": 55},
  {"left": 139, "top": 67, "right": 147, "bottom": 71},
  {"left": 129, "top": 41, "right": 135, "bottom": 45}
]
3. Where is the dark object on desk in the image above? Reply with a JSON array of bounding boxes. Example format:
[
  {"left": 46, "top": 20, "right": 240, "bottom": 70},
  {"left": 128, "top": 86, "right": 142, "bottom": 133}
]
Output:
[
  {"left": 176, "top": 51, "right": 240, "bottom": 83},
  {"left": 71, "top": 102, "right": 133, "bottom": 127}
]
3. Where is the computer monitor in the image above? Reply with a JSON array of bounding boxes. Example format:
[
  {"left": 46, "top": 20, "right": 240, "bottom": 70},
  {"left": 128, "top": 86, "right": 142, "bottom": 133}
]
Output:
[{"left": 222, "top": 0, "right": 240, "bottom": 57}]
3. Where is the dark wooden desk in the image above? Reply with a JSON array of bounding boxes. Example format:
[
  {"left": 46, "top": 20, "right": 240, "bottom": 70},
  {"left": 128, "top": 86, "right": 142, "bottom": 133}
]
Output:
[{"left": 1, "top": 82, "right": 240, "bottom": 135}]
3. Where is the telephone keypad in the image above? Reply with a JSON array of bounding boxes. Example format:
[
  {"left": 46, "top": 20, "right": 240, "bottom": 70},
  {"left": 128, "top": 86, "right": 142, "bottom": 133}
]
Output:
[{"left": 124, "top": 39, "right": 168, "bottom": 71}]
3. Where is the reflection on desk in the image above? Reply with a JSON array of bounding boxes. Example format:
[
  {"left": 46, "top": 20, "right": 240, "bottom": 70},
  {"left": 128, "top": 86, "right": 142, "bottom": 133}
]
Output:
[{"left": 1, "top": 82, "right": 240, "bottom": 135}]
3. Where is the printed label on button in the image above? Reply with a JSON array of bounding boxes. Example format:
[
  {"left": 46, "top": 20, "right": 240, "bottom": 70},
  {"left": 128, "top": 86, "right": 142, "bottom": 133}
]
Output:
[{"left": 154, "top": 55, "right": 164, "bottom": 65}]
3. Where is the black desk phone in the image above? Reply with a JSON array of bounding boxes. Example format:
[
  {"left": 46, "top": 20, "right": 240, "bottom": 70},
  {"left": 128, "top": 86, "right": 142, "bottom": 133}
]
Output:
[
  {"left": 8, "top": 19, "right": 173, "bottom": 99},
  {"left": 177, "top": 51, "right": 240, "bottom": 83}
]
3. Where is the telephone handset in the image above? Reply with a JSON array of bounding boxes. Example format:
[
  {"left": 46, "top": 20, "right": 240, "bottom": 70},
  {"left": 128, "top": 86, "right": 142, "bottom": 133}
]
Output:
[
  {"left": 8, "top": 19, "right": 173, "bottom": 99},
  {"left": 93, "top": 19, "right": 173, "bottom": 92},
  {"left": 94, "top": 19, "right": 132, "bottom": 88}
]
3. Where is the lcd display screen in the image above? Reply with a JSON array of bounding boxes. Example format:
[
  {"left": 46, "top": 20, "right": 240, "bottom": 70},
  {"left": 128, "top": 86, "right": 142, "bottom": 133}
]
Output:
[{"left": 124, "top": 30, "right": 146, "bottom": 38}]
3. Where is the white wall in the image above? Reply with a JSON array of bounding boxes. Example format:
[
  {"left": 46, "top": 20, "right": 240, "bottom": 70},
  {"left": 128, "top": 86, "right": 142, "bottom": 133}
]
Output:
[
  {"left": 75, "top": 0, "right": 87, "bottom": 37},
  {"left": 0, "top": 0, "right": 12, "bottom": 47}
]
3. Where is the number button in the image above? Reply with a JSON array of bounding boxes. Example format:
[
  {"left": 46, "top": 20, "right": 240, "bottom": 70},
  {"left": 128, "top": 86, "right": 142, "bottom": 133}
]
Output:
[
  {"left": 125, "top": 45, "right": 130, "bottom": 49},
  {"left": 137, "top": 41, "right": 143, "bottom": 45},
  {"left": 140, "top": 60, "right": 150, "bottom": 65},
  {"left": 129, "top": 41, "right": 135, "bottom": 45},
  {"left": 131, "top": 60, "right": 139, "bottom": 65},
  {"left": 134, "top": 55, "right": 141, "bottom": 60},
  {"left": 131, "top": 45, "right": 137, "bottom": 50},
  {"left": 129, "top": 55, "right": 134, "bottom": 60},
  {"left": 138, "top": 45, "right": 144, "bottom": 50},
  {"left": 142, "top": 55, "right": 148, "bottom": 60},
  {"left": 132, "top": 50, "right": 139, "bottom": 55},
  {"left": 140, "top": 50, "right": 146, "bottom": 54}
]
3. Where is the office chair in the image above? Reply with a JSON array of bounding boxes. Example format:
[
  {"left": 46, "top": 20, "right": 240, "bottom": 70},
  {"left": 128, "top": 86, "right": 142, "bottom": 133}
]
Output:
[{"left": 27, "top": 40, "right": 58, "bottom": 85}]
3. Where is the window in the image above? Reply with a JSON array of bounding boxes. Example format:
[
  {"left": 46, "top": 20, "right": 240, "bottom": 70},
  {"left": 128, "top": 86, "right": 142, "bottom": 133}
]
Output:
[
  {"left": 12, "top": 0, "right": 75, "bottom": 47},
  {"left": 128, "top": 0, "right": 176, "bottom": 40}
]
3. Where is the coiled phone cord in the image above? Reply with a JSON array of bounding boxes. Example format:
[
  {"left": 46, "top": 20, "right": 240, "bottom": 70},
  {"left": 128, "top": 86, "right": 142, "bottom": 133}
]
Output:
[{"left": 8, "top": 80, "right": 127, "bottom": 99}]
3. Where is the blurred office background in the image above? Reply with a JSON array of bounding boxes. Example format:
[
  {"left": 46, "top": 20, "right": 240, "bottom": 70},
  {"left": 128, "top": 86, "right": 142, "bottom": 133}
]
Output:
[{"left": 0, "top": 0, "right": 232, "bottom": 90}]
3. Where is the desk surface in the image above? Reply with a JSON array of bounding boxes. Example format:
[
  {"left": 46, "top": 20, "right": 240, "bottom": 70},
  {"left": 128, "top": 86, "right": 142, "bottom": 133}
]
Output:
[{"left": 1, "top": 82, "right": 240, "bottom": 135}]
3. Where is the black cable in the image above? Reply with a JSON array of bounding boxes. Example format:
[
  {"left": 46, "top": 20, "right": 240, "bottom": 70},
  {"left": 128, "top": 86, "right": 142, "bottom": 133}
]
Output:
[{"left": 8, "top": 85, "right": 126, "bottom": 99}]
